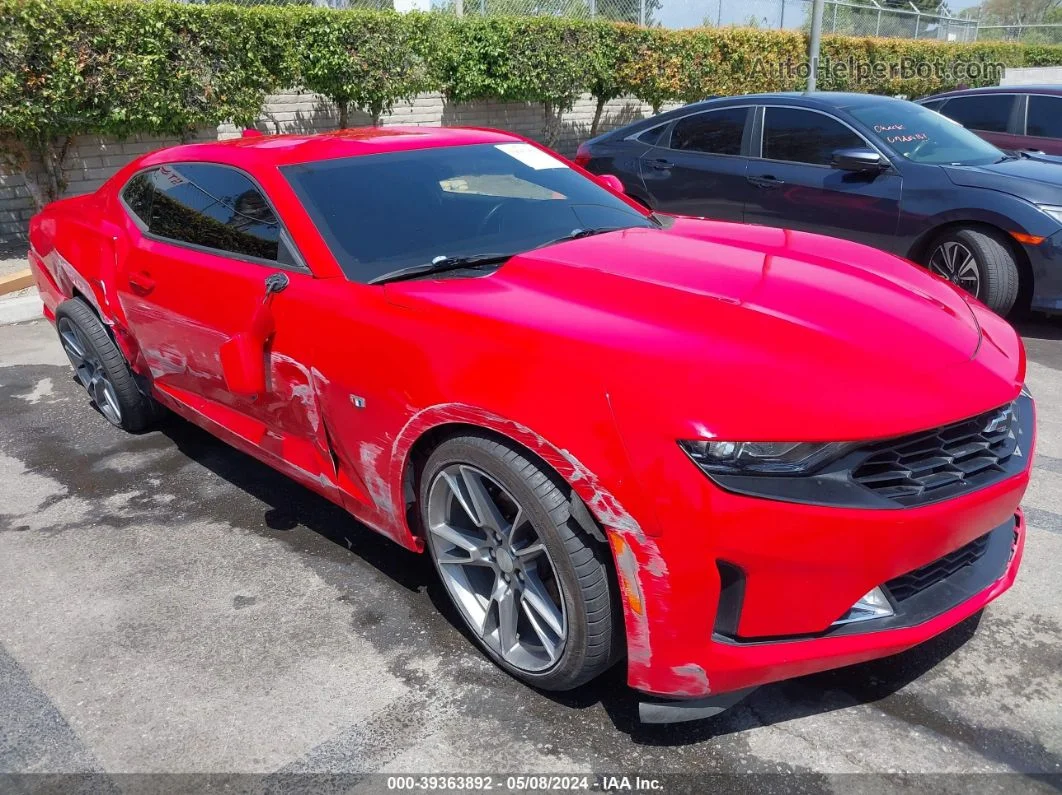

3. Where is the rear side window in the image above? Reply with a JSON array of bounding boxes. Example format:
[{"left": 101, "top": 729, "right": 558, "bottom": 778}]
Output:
[
  {"left": 939, "top": 95, "right": 1014, "bottom": 133},
  {"left": 634, "top": 124, "right": 668, "bottom": 146},
  {"left": 1027, "top": 95, "right": 1062, "bottom": 139},
  {"left": 122, "top": 164, "right": 284, "bottom": 263},
  {"left": 762, "top": 107, "right": 864, "bottom": 166},
  {"left": 670, "top": 108, "right": 747, "bottom": 155},
  {"left": 921, "top": 99, "right": 946, "bottom": 112},
  {"left": 121, "top": 172, "right": 155, "bottom": 226}
]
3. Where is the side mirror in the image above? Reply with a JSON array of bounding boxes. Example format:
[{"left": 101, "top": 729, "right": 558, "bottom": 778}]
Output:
[
  {"left": 833, "top": 148, "right": 886, "bottom": 172},
  {"left": 599, "top": 174, "right": 626, "bottom": 194},
  {"left": 219, "top": 272, "right": 289, "bottom": 397}
]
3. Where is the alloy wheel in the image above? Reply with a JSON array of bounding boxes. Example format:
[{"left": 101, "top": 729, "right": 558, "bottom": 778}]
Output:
[
  {"left": 426, "top": 463, "right": 568, "bottom": 673},
  {"left": 928, "top": 241, "right": 981, "bottom": 298},
  {"left": 58, "top": 317, "right": 123, "bottom": 426}
]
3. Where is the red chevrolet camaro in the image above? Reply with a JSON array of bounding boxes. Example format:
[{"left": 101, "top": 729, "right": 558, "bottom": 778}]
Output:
[{"left": 28, "top": 126, "right": 1034, "bottom": 723}]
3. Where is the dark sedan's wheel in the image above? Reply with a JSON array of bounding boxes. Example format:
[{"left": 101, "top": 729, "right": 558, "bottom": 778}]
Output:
[
  {"left": 926, "top": 227, "right": 1020, "bottom": 315},
  {"left": 420, "top": 434, "right": 617, "bottom": 691},
  {"left": 55, "top": 298, "right": 157, "bottom": 432}
]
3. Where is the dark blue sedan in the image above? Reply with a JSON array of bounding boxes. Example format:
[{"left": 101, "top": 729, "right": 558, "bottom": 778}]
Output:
[{"left": 575, "top": 93, "right": 1062, "bottom": 316}]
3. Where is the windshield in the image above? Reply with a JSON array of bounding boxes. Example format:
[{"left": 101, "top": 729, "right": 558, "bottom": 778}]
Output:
[
  {"left": 282, "top": 143, "right": 653, "bottom": 283},
  {"left": 848, "top": 101, "right": 1004, "bottom": 166}
]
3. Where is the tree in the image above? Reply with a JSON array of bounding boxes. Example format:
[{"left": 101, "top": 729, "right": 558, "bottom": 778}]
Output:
[
  {"left": 966, "top": 0, "right": 1061, "bottom": 24},
  {"left": 293, "top": 9, "right": 434, "bottom": 127}
]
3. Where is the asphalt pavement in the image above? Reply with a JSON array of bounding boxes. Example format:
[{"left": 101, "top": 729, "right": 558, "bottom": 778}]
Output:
[{"left": 1, "top": 316, "right": 1061, "bottom": 793}]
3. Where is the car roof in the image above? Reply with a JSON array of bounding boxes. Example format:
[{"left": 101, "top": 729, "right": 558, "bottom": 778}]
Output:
[
  {"left": 603, "top": 92, "right": 910, "bottom": 139},
  {"left": 711, "top": 92, "right": 908, "bottom": 109},
  {"left": 922, "top": 84, "right": 1062, "bottom": 100},
  {"left": 138, "top": 126, "right": 524, "bottom": 171}
]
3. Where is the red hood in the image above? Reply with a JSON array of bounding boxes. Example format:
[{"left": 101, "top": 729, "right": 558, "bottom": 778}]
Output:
[{"left": 386, "top": 218, "right": 1024, "bottom": 441}]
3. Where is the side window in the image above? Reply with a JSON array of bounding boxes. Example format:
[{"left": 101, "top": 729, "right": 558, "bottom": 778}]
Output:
[
  {"left": 921, "top": 99, "right": 946, "bottom": 112},
  {"left": 147, "top": 163, "right": 282, "bottom": 262},
  {"left": 670, "top": 108, "right": 747, "bottom": 155},
  {"left": 121, "top": 171, "right": 156, "bottom": 226},
  {"left": 634, "top": 124, "right": 668, "bottom": 146},
  {"left": 938, "top": 95, "right": 1014, "bottom": 133},
  {"left": 1027, "top": 95, "right": 1062, "bottom": 139},
  {"left": 762, "top": 107, "right": 865, "bottom": 166}
]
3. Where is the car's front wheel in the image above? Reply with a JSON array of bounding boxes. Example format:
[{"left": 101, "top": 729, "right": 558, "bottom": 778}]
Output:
[
  {"left": 926, "top": 227, "right": 1020, "bottom": 315},
  {"left": 55, "top": 298, "right": 158, "bottom": 432},
  {"left": 419, "top": 433, "right": 618, "bottom": 691}
]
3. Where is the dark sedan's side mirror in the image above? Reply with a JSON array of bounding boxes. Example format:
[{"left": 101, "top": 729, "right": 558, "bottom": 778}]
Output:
[
  {"left": 599, "top": 174, "right": 626, "bottom": 194},
  {"left": 833, "top": 148, "right": 887, "bottom": 172}
]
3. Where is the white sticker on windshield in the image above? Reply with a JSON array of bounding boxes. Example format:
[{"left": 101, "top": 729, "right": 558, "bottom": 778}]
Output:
[{"left": 495, "top": 143, "right": 568, "bottom": 170}]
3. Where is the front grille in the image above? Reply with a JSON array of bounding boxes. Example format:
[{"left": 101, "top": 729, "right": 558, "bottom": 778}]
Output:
[
  {"left": 885, "top": 533, "right": 991, "bottom": 602},
  {"left": 851, "top": 403, "right": 1019, "bottom": 507}
]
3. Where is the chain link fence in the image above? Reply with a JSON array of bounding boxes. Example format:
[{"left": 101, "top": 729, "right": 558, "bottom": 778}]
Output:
[
  {"left": 974, "top": 24, "right": 1062, "bottom": 44},
  {"left": 186, "top": 0, "right": 1062, "bottom": 44}
]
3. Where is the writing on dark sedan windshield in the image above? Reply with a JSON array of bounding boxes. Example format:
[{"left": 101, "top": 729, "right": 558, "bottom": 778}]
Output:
[
  {"left": 282, "top": 143, "right": 652, "bottom": 283},
  {"left": 849, "top": 102, "right": 1002, "bottom": 166}
]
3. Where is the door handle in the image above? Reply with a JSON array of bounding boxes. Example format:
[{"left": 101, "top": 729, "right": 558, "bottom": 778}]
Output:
[
  {"left": 128, "top": 271, "right": 155, "bottom": 294},
  {"left": 648, "top": 158, "right": 674, "bottom": 171},
  {"left": 747, "top": 175, "right": 785, "bottom": 189}
]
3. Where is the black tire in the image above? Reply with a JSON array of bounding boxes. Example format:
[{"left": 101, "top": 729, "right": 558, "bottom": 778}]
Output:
[
  {"left": 55, "top": 298, "right": 158, "bottom": 433},
  {"left": 926, "top": 227, "right": 1021, "bottom": 316},
  {"left": 419, "top": 433, "right": 618, "bottom": 691}
]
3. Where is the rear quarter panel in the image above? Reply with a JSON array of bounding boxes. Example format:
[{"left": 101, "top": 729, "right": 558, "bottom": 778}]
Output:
[{"left": 29, "top": 192, "right": 120, "bottom": 322}]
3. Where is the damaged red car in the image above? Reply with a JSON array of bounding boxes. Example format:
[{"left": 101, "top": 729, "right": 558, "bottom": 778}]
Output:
[{"left": 28, "top": 127, "right": 1034, "bottom": 723}]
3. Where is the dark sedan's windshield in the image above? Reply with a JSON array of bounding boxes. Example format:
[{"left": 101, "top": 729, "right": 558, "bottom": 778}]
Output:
[
  {"left": 283, "top": 143, "right": 653, "bottom": 283},
  {"left": 848, "top": 101, "right": 1004, "bottom": 166}
]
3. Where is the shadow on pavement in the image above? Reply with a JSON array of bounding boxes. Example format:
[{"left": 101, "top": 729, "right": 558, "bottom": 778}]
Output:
[
  {"left": 156, "top": 411, "right": 988, "bottom": 747},
  {"left": 158, "top": 416, "right": 433, "bottom": 595}
]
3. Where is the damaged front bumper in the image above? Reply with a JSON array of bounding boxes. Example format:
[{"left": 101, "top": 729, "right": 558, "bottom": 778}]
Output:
[{"left": 629, "top": 510, "right": 1025, "bottom": 723}]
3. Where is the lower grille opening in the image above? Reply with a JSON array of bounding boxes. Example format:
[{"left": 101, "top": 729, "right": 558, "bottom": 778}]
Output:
[{"left": 885, "top": 532, "right": 991, "bottom": 603}]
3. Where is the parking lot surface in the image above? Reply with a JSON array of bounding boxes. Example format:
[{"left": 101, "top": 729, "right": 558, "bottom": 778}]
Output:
[{"left": 1, "top": 317, "right": 1061, "bottom": 790}]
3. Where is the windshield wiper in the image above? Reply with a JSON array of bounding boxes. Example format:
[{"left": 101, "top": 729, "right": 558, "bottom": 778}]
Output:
[
  {"left": 536, "top": 226, "right": 626, "bottom": 250},
  {"left": 369, "top": 253, "right": 514, "bottom": 285}
]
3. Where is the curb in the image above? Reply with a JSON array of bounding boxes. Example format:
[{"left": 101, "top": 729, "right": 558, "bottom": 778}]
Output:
[
  {"left": 0, "top": 293, "right": 44, "bottom": 326},
  {"left": 0, "top": 268, "right": 33, "bottom": 296}
]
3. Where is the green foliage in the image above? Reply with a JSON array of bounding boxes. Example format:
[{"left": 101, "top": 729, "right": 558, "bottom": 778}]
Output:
[
  {"left": 0, "top": 0, "right": 289, "bottom": 141},
  {"left": 290, "top": 9, "right": 436, "bottom": 126},
  {"left": 435, "top": 17, "right": 596, "bottom": 145},
  {"left": 437, "top": 17, "right": 595, "bottom": 108},
  {"left": 5, "top": 0, "right": 1062, "bottom": 201}
]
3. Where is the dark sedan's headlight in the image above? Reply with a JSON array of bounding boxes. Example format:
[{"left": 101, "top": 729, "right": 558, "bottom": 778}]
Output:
[
  {"left": 678, "top": 440, "right": 857, "bottom": 476},
  {"left": 1036, "top": 204, "right": 1062, "bottom": 226}
]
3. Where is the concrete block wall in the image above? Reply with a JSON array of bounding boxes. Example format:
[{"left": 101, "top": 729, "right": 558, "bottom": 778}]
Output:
[
  {"left": 0, "top": 129, "right": 215, "bottom": 245},
  {"left": 2, "top": 92, "right": 667, "bottom": 245}
]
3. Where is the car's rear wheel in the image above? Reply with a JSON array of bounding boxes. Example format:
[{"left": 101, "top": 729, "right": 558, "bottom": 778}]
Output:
[
  {"left": 55, "top": 298, "right": 158, "bottom": 432},
  {"left": 926, "top": 227, "right": 1020, "bottom": 316},
  {"left": 419, "top": 433, "right": 617, "bottom": 691}
]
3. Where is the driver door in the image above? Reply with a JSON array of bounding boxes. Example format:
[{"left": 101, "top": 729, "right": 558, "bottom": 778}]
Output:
[
  {"left": 114, "top": 162, "right": 339, "bottom": 490},
  {"left": 744, "top": 106, "right": 902, "bottom": 253}
]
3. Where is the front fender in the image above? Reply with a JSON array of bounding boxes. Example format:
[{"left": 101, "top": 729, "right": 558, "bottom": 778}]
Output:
[{"left": 386, "top": 401, "right": 684, "bottom": 695}]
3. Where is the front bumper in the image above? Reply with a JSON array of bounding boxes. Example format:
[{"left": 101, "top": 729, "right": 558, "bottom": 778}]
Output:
[
  {"left": 707, "top": 510, "right": 1023, "bottom": 689},
  {"left": 610, "top": 430, "right": 1032, "bottom": 700},
  {"left": 620, "top": 503, "right": 1026, "bottom": 701}
]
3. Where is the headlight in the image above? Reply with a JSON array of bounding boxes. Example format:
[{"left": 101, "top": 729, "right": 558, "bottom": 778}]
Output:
[
  {"left": 1037, "top": 204, "right": 1062, "bottom": 225},
  {"left": 678, "top": 440, "right": 857, "bottom": 475}
]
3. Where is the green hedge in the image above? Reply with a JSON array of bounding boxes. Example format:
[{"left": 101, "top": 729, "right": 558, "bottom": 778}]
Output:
[{"left": 4, "top": 0, "right": 1062, "bottom": 201}]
